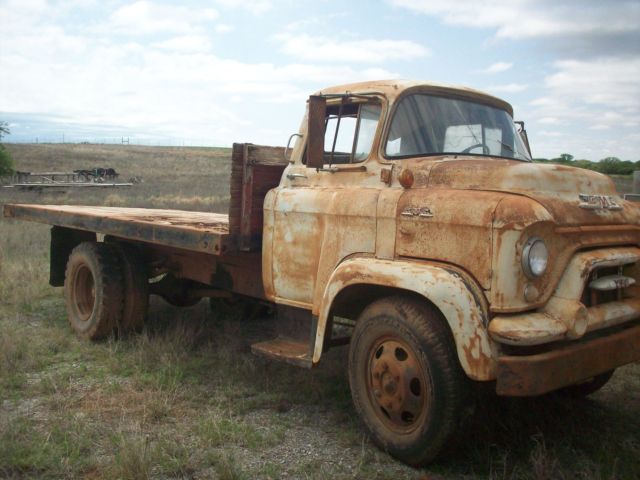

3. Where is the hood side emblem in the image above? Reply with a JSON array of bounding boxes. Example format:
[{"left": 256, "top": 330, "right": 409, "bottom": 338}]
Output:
[
  {"left": 578, "top": 194, "right": 623, "bottom": 211},
  {"left": 401, "top": 206, "right": 434, "bottom": 218}
]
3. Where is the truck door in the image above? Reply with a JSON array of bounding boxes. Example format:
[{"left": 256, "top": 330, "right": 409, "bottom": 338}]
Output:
[{"left": 268, "top": 100, "right": 384, "bottom": 310}]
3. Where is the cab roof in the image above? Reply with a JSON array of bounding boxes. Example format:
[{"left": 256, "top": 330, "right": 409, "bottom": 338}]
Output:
[{"left": 314, "top": 79, "right": 514, "bottom": 117}]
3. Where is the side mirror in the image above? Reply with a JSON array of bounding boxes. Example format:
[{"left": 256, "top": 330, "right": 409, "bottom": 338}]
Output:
[{"left": 307, "top": 95, "right": 326, "bottom": 169}]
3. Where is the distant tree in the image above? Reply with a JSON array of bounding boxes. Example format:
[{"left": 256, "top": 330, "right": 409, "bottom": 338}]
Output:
[
  {"left": 0, "top": 121, "right": 9, "bottom": 140},
  {"left": 574, "top": 159, "right": 596, "bottom": 171},
  {"left": 0, "top": 121, "right": 15, "bottom": 175},
  {"left": 536, "top": 152, "right": 637, "bottom": 176},
  {"left": 551, "top": 153, "right": 575, "bottom": 164}
]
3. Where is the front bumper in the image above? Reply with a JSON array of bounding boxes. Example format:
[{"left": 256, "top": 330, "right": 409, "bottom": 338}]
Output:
[{"left": 496, "top": 323, "right": 640, "bottom": 396}]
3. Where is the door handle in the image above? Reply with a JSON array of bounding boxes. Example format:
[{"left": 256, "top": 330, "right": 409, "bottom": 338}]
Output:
[{"left": 286, "top": 173, "right": 307, "bottom": 180}]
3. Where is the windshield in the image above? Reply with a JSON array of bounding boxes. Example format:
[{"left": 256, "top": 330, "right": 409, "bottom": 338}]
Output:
[{"left": 385, "top": 94, "right": 531, "bottom": 161}]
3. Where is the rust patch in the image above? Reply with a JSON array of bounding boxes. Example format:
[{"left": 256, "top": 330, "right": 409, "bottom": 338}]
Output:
[{"left": 496, "top": 324, "right": 640, "bottom": 396}]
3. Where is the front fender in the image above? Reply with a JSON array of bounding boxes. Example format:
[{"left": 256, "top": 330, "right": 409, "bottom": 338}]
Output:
[{"left": 315, "top": 257, "right": 497, "bottom": 380}]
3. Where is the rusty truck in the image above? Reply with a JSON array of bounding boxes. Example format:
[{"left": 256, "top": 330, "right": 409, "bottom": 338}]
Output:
[{"left": 4, "top": 80, "right": 640, "bottom": 466}]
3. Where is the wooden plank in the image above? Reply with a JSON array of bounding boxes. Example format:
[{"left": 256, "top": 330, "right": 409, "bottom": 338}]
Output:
[
  {"left": 3, "top": 204, "right": 234, "bottom": 255},
  {"left": 229, "top": 143, "right": 286, "bottom": 251},
  {"left": 246, "top": 144, "right": 287, "bottom": 165},
  {"left": 228, "top": 143, "right": 245, "bottom": 235}
]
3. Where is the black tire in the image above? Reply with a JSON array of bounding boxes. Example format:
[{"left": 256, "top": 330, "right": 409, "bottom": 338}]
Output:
[
  {"left": 348, "top": 296, "right": 468, "bottom": 466},
  {"left": 111, "top": 243, "right": 149, "bottom": 333},
  {"left": 64, "top": 242, "right": 124, "bottom": 340},
  {"left": 558, "top": 370, "right": 615, "bottom": 398}
]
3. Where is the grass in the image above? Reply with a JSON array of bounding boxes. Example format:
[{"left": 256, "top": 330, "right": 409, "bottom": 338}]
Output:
[{"left": 0, "top": 143, "right": 639, "bottom": 479}]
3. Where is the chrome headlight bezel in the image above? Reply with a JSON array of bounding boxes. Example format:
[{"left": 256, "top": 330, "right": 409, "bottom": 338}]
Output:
[{"left": 522, "top": 237, "right": 548, "bottom": 279}]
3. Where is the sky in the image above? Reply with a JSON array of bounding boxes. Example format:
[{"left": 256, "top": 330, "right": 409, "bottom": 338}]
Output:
[{"left": 1, "top": 0, "right": 639, "bottom": 160}]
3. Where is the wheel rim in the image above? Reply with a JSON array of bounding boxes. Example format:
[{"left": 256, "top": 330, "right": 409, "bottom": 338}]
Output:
[
  {"left": 366, "top": 336, "right": 428, "bottom": 434},
  {"left": 73, "top": 264, "right": 95, "bottom": 321}
]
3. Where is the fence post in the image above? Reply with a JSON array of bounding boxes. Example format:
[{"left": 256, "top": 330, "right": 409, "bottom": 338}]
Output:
[{"left": 634, "top": 170, "right": 640, "bottom": 194}]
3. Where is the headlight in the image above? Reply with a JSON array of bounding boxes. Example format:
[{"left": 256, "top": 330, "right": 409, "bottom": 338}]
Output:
[{"left": 522, "top": 237, "right": 548, "bottom": 278}]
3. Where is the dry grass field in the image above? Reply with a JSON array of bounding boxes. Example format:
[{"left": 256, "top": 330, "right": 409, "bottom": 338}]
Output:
[{"left": 0, "top": 143, "right": 639, "bottom": 479}]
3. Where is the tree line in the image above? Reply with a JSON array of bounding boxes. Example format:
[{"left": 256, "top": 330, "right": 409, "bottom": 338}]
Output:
[{"left": 534, "top": 154, "right": 639, "bottom": 175}]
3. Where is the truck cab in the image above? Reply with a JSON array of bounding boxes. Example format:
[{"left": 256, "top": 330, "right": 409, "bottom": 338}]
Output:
[{"left": 262, "top": 80, "right": 640, "bottom": 463}]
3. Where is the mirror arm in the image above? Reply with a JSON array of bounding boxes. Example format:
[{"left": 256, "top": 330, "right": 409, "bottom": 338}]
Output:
[{"left": 284, "top": 133, "right": 302, "bottom": 163}]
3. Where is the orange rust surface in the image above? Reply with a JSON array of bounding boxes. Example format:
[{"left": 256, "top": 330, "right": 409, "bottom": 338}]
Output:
[
  {"left": 496, "top": 324, "right": 640, "bottom": 396},
  {"left": 314, "top": 257, "right": 496, "bottom": 380},
  {"left": 395, "top": 188, "right": 503, "bottom": 289},
  {"left": 4, "top": 204, "right": 233, "bottom": 256},
  {"left": 251, "top": 337, "right": 311, "bottom": 368}
]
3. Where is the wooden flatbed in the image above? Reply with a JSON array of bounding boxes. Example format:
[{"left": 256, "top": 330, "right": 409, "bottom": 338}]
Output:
[{"left": 3, "top": 204, "right": 235, "bottom": 255}]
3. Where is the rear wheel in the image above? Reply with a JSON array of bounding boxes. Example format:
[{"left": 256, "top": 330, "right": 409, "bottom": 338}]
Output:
[
  {"left": 348, "top": 296, "right": 468, "bottom": 466},
  {"left": 64, "top": 242, "right": 124, "bottom": 340},
  {"left": 111, "top": 243, "right": 149, "bottom": 333}
]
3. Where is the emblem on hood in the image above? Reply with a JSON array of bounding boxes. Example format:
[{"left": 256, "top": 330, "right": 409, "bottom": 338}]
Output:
[
  {"left": 578, "top": 194, "right": 623, "bottom": 211},
  {"left": 401, "top": 206, "right": 434, "bottom": 218}
]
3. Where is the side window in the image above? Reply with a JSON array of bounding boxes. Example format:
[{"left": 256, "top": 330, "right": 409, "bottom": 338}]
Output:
[{"left": 322, "top": 102, "right": 381, "bottom": 164}]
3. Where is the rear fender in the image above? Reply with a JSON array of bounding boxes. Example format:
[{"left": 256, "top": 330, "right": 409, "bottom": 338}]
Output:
[{"left": 315, "top": 257, "right": 497, "bottom": 380}]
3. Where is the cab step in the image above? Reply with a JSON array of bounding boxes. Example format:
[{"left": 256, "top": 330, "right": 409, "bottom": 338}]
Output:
[{"left": 251, "top": 337, "right": 313, "bottom": 368}]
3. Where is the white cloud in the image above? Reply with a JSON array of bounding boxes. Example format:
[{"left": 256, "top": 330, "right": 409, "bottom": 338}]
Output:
[
  {"left": 391, "top": 0, "right": 640, "bottom": 158},
  {"left": 524, "top": 58, "right": 640, "bottom": 159},
  {"left": 388, "top": 0, "right": 639, "bottom": 41},
  {"left": 0, "top": 4, "right": 402, "bottom": 146},
  {"left": 214, "top": 0, "right": 272, "bottom": 15},
  {"left": 538, "top": 117, "right": 560, "bottom": 125},
  {"left": 482, "top": 62, "right": 512, "bottom": 74},
  {"left": 110, "top": 1, "right": 218, "bottom": 35},
  {"left": 215, "top": 24, "right": 234, "bottom": 34},
  {"left": 538, "top": 130, "right": 563, "bottom": 137},
  {"left": 154, "top": 35, "right": 213, "bottom": 53},
  {"left": 487, "top": 83, "right": 528, "bottom": 94},
  {"left": 544, "top": 58, "right": 640, "bottom": 109},
  {"left": 276, "top": 33, "right": 429, "bottom": 63}
]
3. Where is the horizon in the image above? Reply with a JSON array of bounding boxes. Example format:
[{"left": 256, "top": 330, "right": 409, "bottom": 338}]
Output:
[{"left": 5, "top": 140, "right": 638, "bottom": 164}]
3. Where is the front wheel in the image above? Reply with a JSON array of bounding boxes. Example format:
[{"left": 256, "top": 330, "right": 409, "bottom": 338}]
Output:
[{"left": 348, "top": 296, "right": 468, "bottom": 466}]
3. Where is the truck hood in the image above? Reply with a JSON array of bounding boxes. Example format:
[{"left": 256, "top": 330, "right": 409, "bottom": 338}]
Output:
[{"left": 424, "top": 158, "right": 640, "bottom": 226}]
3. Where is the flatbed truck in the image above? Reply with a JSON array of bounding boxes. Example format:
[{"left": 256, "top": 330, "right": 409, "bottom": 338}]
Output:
[{"left": 5, "top": 80, "right": 640, "bottom": 465}]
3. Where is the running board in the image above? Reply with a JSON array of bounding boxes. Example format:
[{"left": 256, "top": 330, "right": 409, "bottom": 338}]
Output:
[{"left": 251, "top": 337, "right": 313, "bottom": 368}]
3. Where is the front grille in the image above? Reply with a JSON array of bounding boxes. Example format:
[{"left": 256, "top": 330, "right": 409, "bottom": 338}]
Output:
[{"left": 581, "top": 264, "right": 637, "bottom": 308}]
